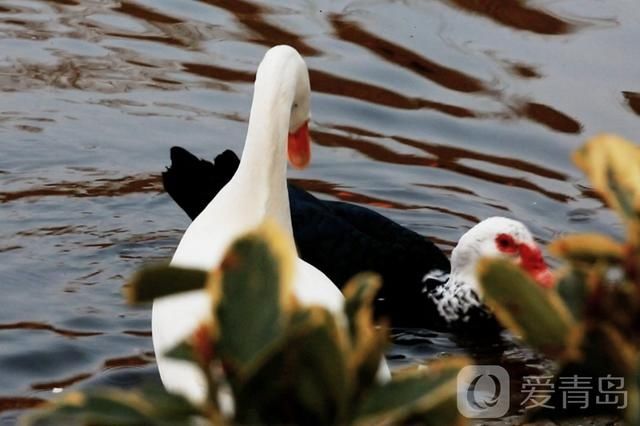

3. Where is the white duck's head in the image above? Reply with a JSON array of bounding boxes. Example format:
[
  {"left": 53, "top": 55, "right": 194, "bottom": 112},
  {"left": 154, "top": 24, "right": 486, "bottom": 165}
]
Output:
[
  {"left": 429, "top": 217, "right": 553, "bottom": 323},
  {"left": 250, "top": 45, "right": 312, "bottom": 170}
]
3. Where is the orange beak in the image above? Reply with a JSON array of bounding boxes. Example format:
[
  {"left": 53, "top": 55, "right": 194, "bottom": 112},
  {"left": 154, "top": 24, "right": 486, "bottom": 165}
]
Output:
[
  {"left": 519, "top": 244, "right": 555, "bottom": 288},
  {"left": 288, "top": 121, "right": 310, "bottom": 169}
]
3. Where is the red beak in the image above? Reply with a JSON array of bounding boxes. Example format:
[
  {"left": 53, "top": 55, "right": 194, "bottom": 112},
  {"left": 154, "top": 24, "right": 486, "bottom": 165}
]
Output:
[
  {"left": 288, "top": 121, "right": 310, "bottom": 169},
  {"left": 519, "top": 244, "right": 554, "bottom": 288}
]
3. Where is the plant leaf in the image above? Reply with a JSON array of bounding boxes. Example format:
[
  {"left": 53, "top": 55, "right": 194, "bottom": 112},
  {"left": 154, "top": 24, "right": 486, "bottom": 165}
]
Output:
[
  {"left": 214, "top": 223, "right": 296, "bottom": 381},
  {"left": 626, "top": 357, "right": 640, "bottom": 426},
  {"left": 342, "top": 273, "right": 387, "bottom": 397},
  {"left": 582, "top": 324, "right": 637, "bottom": 377},
  {"left": 232, "top": 307, "right": 349, "bottom": 426},
  {"left": 23, "top": 389, "right": 200, "bottom": 426},
  {"left": 573, "top": 134, "right": 640, "bottom": 243},
  {"left": 549, "top": 233, "right": 625, "bottom": 264},
  {"left": 165, "top": 341, "right": 196, "bottom": 364},
  {"left": 282, "top": 308, "right": 349, "bottom": 425},
  {"left": 353, "top": 357, "right": 468, "bottom": 426},
  {"left": 478, "top": 258, "right": 580, "bottom": 359},
  {"left": 125, "top": 264, "right": 208, "bottom": 304},
  {"left": 555, "top": 268, "right": 590, "bottom": 321},
  {"left": 343, "top": 272, "right": 382, "bottom": 342}
]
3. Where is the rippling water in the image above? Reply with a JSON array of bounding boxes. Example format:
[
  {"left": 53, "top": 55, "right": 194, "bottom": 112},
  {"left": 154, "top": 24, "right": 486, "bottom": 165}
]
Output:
[{"left": 1, "top": 0, "right": 639, "bottom": 422}]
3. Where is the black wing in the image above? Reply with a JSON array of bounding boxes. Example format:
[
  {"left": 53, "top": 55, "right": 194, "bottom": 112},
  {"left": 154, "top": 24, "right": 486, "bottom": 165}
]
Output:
[
  {"left": 162, "top": 147, "right": 239, "bottom": 220},
  {"left": 289, "top": 188, "right": 450, "bottom": 325}
]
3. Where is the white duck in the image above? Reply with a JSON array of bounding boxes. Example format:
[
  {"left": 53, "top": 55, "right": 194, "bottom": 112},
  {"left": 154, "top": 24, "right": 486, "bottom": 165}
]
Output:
[{"left": 152, "top": 45, "right": 389, "bottom": 405}]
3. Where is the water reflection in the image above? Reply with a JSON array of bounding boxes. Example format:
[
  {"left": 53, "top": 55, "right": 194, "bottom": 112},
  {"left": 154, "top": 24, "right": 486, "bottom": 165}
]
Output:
[
  {"left": 0, "top": 322, "right": 101, "bottom": 338},
  {"left": 445, "top": 0, "right": 576, "bottom": 35},
  {"left": 0, "top": 174, "right": 162, "bottom": 203},
  {"left": 1, "top": 0, "right": 638, "bottom": 422},
  {"left": 0, "top": 397, "right": 45, "bottom": 414},
  {"left": 331, "top": 15, "right": 487, "bottom": 93},
  {"left": 198, "top": 0, "right": 320, "bottom": 55},
  {"left": 312, "top": 128, "right": 571, "bottom": 202},
  {"left": 623, "top": 91, "right": 640, "bottom": 117}
]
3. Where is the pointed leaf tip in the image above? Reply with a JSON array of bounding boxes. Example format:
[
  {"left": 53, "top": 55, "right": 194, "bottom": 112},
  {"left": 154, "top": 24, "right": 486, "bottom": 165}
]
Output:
[
  {"left": 478, "top": 258, "right": 579, "bottom": 359},
  {"left": 125, "top": 264, "right": 208, "bottom": 304},
  {"left": 574, "top": 134, "right": 640, "bottom": 242},
  {"left": 214, "top": 221, "right": 297, "bottom": 380}
]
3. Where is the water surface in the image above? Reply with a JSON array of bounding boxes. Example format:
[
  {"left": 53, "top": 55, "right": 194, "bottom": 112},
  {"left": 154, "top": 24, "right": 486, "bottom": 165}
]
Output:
[{"left": 1, "top": 0, "right": 639, "bottom": 422}]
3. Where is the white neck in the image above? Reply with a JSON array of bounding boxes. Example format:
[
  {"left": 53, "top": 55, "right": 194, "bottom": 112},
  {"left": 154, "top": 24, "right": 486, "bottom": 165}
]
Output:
[
  {"left": 428, "top": 235, "right": 484, "bottom": 323},
  {"left": 448, "top": 245, "right": 480, "bottom": 294},
  {"left": 234, "top": 57, "right": 297, "bottom": 246}
]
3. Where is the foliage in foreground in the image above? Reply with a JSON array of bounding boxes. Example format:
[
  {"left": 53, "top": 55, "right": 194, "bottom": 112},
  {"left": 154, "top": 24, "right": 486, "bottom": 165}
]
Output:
[
  {"left": 478, "top": 134, "right": 640, "bottom": 423},
  {"left": 25, "top": 223, "right": 468, "bottom": 425}
]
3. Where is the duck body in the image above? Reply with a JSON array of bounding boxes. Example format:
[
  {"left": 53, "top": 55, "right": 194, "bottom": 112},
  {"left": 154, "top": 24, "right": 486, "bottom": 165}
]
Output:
[
  {"left": 152, "top": 45, "right": 361, "bottom": 405},
  {"left": 163, "top": 147, "right": 453, "bottom": 328}
]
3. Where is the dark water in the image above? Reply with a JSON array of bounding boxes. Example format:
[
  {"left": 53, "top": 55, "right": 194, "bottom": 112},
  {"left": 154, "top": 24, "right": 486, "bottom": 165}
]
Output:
[{"left": 1, "top": 0, "right": 639, "bottom": 422}]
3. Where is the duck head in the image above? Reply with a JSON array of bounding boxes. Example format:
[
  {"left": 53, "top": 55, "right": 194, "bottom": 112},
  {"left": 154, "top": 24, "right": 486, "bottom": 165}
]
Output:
[
  {"left": 429, "top": 217, "right": 553, "bottom": 324},
  {"left": 250, "top": 45, "right": 311, "bottom": 170}
]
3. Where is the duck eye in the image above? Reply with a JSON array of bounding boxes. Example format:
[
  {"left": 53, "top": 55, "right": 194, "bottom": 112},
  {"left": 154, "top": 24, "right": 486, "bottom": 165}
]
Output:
[
  {"left": 292, "top": 102, "right": 299, "bottom": 109},
  {"left": 496, "top": 234, "right": 516, "bottom": 252}
]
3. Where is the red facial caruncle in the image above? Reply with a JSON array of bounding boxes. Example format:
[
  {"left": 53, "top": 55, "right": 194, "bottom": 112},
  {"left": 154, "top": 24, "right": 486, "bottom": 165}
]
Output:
[{"left": 495, "top": 233, "right": 554, "bottom": 288}]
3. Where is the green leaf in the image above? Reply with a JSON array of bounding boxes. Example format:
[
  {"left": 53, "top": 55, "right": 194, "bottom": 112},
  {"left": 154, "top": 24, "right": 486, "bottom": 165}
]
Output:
[
  {"left": 549, "top": 233, "right": 625, "bottom": 264},
  {"left": 165, "top": 341, "right": 196, "bottom": 364},
  {"left": 135, "top": 385, "right": 208, "bottom": 422},
  {"left": 582, "top": 325, "right": 637, "bottom": 377},
  {"left": 626, "top": 358, "right": 640, "bottom": 426},
  {"left": 215, "top": 224, "right": 295, "bottom": 380},
  {"left": 556, "top": 268, "right": 590, "bottom": 321},
  {"left": 125, "top": 264, "right": 208, "bottom": 304},
  {"left": 573, "top": 134, "right": 640, "bottom": 244},
  {"left": 353, "top": 357, "right": 467, "bottom": 426},
  {"left": 343, "top": 273, "right": 381, "bottom": 342},
  {"left": 282, "top": 308, "right": 349, "bottom": 424},
  {"left": 22, "top": 389, "right": 200, "bottom": 426},
  {"left": 478, "top": 259, "right": 580, "bottom": 359},
  {"left": 342, "top": 273, "right": 387, "bottom": 398},
  {"left": 232, "top": 308, "right": 349, "bottom": 426}
]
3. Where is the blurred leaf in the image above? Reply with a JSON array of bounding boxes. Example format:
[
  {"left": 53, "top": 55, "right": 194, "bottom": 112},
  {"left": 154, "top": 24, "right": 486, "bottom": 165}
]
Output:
[
  {"left": 573, "top": 134, "right": 640, "bottom": 243},
  {"left": 138, "top": 385, "right": 211, "bottom": 422},
  {"left": 353, "top": 357, "right": 468, "bottom": 426},
  {"left": 582, "top": 324, "right": 637, "bottom": 377},
  {"left": 214, "top": 223, "right": 296, "bottom": 380},
  {"left": 38, "top": 220, "right": 483, "bottom": 425},
  {"left": 478, "top": 259, "right": 580, "bottom": 359},
  {"left": 284, "top": 308, "right": 349, "bottom": 425},
  {"left": 342, "top": 273, "right": 388, "bottom": 397},
  {"left": 412, "top": 397, "right": 466, "bottom": 426},
  {"left": 343, "top": 272, "right": 382, "bottom": 342},
  {"left": 23, "top": 389, "right": 199, "bottom": 426},
  {"left": 556, "top": 268, "right": 590, "bottom": 320},
  {"left": 549, "top": 233, "right": 625, "bottom": 264},
  {"left": 599, "top": 278, "right": 640, "bottom": 336},
  {"left": 232, "top": 308, "right": 349, "bottom": 425},
  {"left": 125, "top": 264, "right": 207, "bottom": 303},
  {"left": 165, "top": 341, "right": 195, "bottom": 364},
  {"left": 627, "top": 357, "right": 640, "bottom": 426}
]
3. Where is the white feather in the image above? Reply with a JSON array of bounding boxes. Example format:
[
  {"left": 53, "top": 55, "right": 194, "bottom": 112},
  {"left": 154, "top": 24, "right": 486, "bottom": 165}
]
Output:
[
  {"left": 429, "top": 217, "right": 537, "bottom": 322},
  {"left": 152, "top": 45, "right": 388, "bottom": 406}
]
